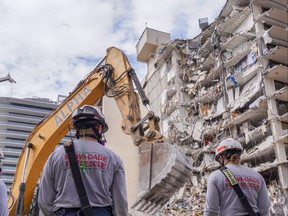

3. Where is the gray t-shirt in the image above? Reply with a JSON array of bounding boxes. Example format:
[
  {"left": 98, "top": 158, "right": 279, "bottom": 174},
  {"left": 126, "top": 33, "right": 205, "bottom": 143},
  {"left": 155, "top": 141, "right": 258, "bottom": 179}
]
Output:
[
  {"left": 204, "top": 164, "right": 270, "bottom": 216},
  {"left": 38, "top": 139, "right": 128, "bottom": 216},
  {"left": 0, "top": 180, "right": 8, "bottom": 216}
]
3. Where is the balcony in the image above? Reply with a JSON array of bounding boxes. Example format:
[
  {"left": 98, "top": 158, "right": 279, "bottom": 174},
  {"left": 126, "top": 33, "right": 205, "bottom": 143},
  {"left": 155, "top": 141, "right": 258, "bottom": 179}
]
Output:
[
  {"left": 276, "top": 132, "right": 288, "bottom": 143},
  {"left": 136, "top": 28, "right": 171, "bottom": 63},
  {"left": 0, "top": 139, "right": 25, "bottom": 148},
  {"left": 2, "top": 148, "right": 22, "bottom": 157},
  {"left": 221, "top": 32, "right": 255, "bottom": 51},
  {"left": 220, "top": 0, "right": 250, "bottom": 17},
  {"left": 227, "top": 97, "right": 268, "bottom": 126},
  {"left": 0, "top": 104, "right": 50, "bottom": 116},
  {"left": 262, "top": 26, "right": 288, "bottom": 48},
  {"left": 253, "top": 0, "right": 287, "bottom": 11},
  {"left": 219, "top": 6, "right": 251, "bottom": 34},
  {"left": 256, "top": 8, "right": 288, "bottom": 29},
  {"left": 264, "top": 65, "right": 288, "bottom": 83},
  {"left": 272, "top": 86, "right": 288, "bottom": 102},
  {"left": 238, "top": 123, "right": 272, "bottom": 145},
  {"left": 226, "top": 62, "right": 261, "bottom": 88},
  {"left": 0, "top": 130, "right": 29, "bottom": 140},
  {"left": 229, "top": 78, "right": 262, "bottom": 112},
  {"left": 1, "top": 158, "right": 18, "bottom": 166},
  {"left": 277, "top": 113, "right": 288, "bottom": 123},
  {"left": 0, "top": 113, "right": 42, "bottom": 124},
  {"left": 241, "top": 135, "right": 275, "bottom": 164},
  {"left": 263, "top": 46, "right": 288, "bottom": 65},
  {"left": 223, "top": 43, "right": 252, "bottom": 67},
  {"left": 0, "top": 122, "right": 34, "bottom": 131}
]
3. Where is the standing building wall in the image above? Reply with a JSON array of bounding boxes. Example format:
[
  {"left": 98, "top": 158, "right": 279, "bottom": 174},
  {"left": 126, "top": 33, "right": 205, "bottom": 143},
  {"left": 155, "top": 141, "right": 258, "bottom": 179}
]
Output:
[
  {"left": 103, "top": 97, "right": 140, "bottom": 210},
  {"left": 137, "top": 0, "right": 287, "bottom": 215}
]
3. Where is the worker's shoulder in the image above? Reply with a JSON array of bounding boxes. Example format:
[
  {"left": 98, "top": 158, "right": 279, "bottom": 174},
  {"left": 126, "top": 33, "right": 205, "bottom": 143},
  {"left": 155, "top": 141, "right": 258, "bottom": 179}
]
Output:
[
  {"left": 0, "top": 179, "right": 6, "bottom": 188},
  {"left": 207, "top": 168, "right": 222, "bottom": 180},
  {"left": 79, "top": 140, "right": 121, "bottom": 157},
  {"left": 227, "top": 164, "right": 262, "bottom": 177},
  {"left": 226, "top": 164, "right": 247, "bottom": 171},
  {"left": 45, "top": 145, "right": 63, "bottom": 157},
  {"left": 44, "top": 145, "right": 65, "bottom": 162},
  {"left": 102, "top": 146, "right": 122, "bottom": 160}
]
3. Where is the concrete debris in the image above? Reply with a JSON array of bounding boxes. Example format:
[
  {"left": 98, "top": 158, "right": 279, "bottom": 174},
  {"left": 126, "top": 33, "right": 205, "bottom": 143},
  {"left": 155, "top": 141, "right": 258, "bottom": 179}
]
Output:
[
  {"left": 268, "top": 181, "right": 288, "bottom": 216},
  {"left": 191, "top": 120, "right": 204, "bottom": 141}
]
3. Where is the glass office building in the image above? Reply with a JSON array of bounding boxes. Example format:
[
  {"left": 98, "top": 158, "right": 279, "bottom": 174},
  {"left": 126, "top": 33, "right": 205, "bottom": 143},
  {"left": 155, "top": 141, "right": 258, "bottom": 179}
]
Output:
[{"left": 0, "top": 96, "right": 68, "bottom": 188}]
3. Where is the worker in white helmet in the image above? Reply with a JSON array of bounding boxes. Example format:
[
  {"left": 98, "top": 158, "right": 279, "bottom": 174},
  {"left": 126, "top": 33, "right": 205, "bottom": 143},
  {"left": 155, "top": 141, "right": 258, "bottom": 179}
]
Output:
[
  {"left": 204, "top": 138, "right": 270, "bottom": 216},
  {"left": 38, "top": 105, "right": 128, "bottom": 216},
  {"left": 0, "top": 149, "right": 8, "bottom": 216}
]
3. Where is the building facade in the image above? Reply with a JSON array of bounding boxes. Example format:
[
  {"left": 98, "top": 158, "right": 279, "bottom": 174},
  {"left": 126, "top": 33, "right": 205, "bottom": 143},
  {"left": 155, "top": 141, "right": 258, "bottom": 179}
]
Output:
[
  {"left": 0, "top": 97, "right": 64, "bottom": 188},
  {"left": 136, "top": 0, "right": 287, "bottom": 215}
]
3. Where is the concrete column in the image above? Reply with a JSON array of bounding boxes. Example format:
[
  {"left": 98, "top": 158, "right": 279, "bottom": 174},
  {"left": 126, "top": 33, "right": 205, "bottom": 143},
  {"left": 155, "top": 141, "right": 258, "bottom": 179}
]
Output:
[
  {"left": 252, "top": 1, "right": 288, "bottom": 196},
  {"left": 264, "top": 71, "right": 288, "bottom": 196}
]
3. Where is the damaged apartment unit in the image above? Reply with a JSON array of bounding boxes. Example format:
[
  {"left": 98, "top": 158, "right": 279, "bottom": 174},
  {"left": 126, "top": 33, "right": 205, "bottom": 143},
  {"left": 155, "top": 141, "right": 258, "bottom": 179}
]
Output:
[{"left": 136, "top": 0, "right": 287, "bottom": 214}]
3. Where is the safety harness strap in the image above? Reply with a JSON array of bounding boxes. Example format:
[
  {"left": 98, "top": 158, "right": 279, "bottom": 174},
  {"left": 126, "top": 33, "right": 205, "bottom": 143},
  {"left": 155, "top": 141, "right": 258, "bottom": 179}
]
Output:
[
  {"left": 64, "top": 141, "right": 93, "bottom": 216},
  {"left": 219, "top": 166, "right": 257, "bottom": 216}
]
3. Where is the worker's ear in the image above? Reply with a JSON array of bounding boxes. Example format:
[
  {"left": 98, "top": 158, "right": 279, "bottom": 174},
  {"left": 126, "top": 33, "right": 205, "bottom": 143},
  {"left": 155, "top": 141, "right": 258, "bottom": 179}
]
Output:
[
  {"left": 219, "top": 155, "right": 224, "bottom": 162},
  {"left": 97, "top": 124, "right": 103, "bottom": 134}
]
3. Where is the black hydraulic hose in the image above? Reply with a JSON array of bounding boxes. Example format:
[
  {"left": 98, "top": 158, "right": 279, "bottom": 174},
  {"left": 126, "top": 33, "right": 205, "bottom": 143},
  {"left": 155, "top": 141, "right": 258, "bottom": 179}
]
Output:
[
  {"left": 128, "top": 68, "right": 150, "bottom": 107},
  {"left": 15, "top": 183, "right": 26, "bottom": 216},
  {"left": 15, "top": 143, "right": 33, "bottom": 216},
  {"left": 30, "top": 187, "right": 40, "bottom": 216}
]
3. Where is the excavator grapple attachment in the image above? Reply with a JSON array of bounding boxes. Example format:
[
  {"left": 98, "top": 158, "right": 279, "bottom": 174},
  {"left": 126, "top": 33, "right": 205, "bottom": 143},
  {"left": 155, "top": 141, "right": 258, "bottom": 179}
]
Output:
[{"left": 132, "top": 140, "right": 193, "bottom": 214}]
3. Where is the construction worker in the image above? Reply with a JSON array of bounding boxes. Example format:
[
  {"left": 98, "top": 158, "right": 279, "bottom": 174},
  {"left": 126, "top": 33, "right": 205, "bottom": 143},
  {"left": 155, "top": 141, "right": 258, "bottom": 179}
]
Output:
[
  {"left": 0, "top": 149, "right": 8, "bottom": 216},
  {"left": 38, "top": 105, "right": 128, "bottom": 216},
  {"left": 204, "top": 138, "right": 270, "bottom": 216}
]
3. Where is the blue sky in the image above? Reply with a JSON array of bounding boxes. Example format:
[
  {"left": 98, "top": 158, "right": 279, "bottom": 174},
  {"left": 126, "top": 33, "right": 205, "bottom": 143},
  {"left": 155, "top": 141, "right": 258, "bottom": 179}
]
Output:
[{"left": 0, "top": 0, "right": 226, "bottom": 100}]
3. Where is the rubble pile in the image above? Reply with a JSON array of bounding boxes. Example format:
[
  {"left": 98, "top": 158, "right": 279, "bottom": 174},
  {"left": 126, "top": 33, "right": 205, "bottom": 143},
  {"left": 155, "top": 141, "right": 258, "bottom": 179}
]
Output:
[
  {"left": 138, "top": 0, "right": 287, "bottom": 215},
  {"left": 268, "top": 180, "right": 288, "bottom": 216}
]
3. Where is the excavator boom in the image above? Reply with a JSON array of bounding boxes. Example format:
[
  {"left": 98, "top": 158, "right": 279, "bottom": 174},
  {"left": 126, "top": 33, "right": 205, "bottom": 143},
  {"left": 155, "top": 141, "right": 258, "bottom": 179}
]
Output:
[{"left": 8, "top": 47, "right": 192, "bottom": 215}]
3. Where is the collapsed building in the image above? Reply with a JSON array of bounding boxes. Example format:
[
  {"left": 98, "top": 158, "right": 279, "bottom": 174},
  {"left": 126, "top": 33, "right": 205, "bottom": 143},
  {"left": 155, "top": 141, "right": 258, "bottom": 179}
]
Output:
[{"left": 136, "top": 0, "right": 287, "bottom": 215}]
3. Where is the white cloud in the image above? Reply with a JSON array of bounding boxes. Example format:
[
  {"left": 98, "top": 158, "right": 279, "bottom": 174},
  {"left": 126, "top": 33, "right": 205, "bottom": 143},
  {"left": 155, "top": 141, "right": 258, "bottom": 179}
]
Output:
[{"left": 0, "top": 0, "right": 226, "bottom": 100}]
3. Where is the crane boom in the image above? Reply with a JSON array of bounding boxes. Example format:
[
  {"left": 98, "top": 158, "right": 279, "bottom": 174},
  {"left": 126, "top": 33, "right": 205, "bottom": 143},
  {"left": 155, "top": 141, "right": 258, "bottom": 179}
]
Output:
[{"left": 0, "top": 74, "right": 16, "bottom": 83}]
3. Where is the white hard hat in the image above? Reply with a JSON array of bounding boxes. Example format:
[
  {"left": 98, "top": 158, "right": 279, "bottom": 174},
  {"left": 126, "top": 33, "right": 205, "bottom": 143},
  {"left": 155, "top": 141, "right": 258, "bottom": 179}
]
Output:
[
  {"left": 0, "top": 149, "right": 4, "bottom": 159},
  {"left": 71, "top": 105, "right": 108, "bottom": 133},
  {"left": 215, "top": 138, "right": 243, "bottom": 159}
]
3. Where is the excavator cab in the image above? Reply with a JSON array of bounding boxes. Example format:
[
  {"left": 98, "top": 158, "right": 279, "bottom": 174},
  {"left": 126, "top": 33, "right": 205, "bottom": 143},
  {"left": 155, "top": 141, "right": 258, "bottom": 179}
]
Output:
[{"left": 8, "top": 47, "right": 192, "bottom": 215}]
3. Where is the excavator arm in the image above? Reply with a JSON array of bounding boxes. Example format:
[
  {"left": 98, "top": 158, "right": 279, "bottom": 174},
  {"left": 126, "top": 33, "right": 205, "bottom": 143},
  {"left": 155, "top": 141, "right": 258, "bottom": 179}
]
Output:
[{"left": 8, "top": 47, "right": 192, "bottom": 215}]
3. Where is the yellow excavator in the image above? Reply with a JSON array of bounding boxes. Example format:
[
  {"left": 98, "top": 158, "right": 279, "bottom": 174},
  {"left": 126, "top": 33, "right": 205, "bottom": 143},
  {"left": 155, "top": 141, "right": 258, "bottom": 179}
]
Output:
[{"left": 8, "top": 47, "right": 193, "bottom": 215}]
